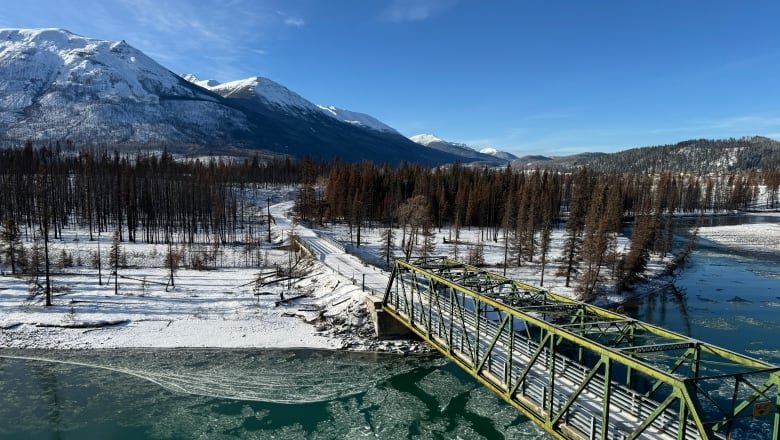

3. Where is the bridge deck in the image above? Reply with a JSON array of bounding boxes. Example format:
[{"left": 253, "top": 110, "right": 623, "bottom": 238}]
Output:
[{"left": 383, "top": 257, "right": 780, "bottom": 440}]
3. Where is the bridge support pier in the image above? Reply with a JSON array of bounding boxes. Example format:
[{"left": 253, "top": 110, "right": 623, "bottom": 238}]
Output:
[{"left": 366, "top": 295, "right": 413, "bottom": 338}]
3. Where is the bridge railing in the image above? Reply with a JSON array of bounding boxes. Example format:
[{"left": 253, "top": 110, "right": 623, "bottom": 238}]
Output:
[{"left": 382, "top": 257, "right": 780, "bottom": 440}]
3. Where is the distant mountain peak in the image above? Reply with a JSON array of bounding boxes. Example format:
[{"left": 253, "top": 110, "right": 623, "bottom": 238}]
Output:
[
  {"left": 410, "top": 134, "right": 511, "bottom": 165},
  {"left": 410, "top": 134, "right": 445, "bottom": 146},
  {"left": 205, "top": 76, "right": 320, "bottom": 113},
  {"left": 317, "top": 105, "right": 398, "bottom": 133},
  {"left": 182, "top": 73, "right": 220, "bottom": 88},
  {"left": 1, "top": 27, "right": 82, "bottom": 42},
  {"left": 480, "top": 147, "right": 518, "bottom": 161}
]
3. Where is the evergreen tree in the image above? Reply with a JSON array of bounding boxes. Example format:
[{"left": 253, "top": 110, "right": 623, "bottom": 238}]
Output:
[{"left": 110, "top": 228, "right": 121, "bottom": 295}]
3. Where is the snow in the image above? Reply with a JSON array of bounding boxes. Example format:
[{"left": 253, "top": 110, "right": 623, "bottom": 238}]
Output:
[
  {"left": 181, "top": 73, "right": 220, "bottom": 88},
  {"left": 317, "top": 105, "right": 398, "bottom": 133},
  {"left": 480, "top": 146, "right": 518, "bottom": 161},
  {"left": 410, "top": 133, "right": 445, "bottom": 146},
  {"left": 207, "top": 76, "right": 322, "bottom": 114},
  {"left": 0, "top": 193, "right": 381, "bottom": 351},
  {"left": 698, "top": 223, "right": 780, "bottom": 251},
  {"left": 184, "top": 73, "right": 400, "bottom": 133}
]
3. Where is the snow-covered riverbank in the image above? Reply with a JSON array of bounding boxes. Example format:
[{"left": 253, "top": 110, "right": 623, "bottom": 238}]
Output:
[
  {"left": 0, "top": 197, "right": 395, "bottom": 352},
  {"left": 0, "top": 196, "right": 680, "bottom": 353}
]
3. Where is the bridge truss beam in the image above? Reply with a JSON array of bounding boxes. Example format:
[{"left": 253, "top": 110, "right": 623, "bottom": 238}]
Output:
[{"left": 383, "top": 257, "right": 780, "bottom": 440}]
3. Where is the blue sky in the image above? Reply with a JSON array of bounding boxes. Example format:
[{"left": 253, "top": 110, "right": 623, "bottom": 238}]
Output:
[{"left": 3, "top": 0, "right": 780, "bottom": 156}]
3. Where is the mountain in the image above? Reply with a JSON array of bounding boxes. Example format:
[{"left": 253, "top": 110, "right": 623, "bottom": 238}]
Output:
[
  {"left": 511, "top": 137, "right": 780, "bottom": 173},
  {"left": 480, "top": 147, "right": 518, "bottom": 161},
  {"left": 0, "top": 28, "right": 252, "bottom": 150},
  {"left": 0, "top": 28, "right": 460, "bottom": 165},
  {"left": 409, "top": 134, "right": 508, "bottom": 165}
]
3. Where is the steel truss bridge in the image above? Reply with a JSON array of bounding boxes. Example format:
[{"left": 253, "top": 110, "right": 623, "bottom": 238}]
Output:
[{"left": 382, "top": 257, "right": 780, "bottom": 440}]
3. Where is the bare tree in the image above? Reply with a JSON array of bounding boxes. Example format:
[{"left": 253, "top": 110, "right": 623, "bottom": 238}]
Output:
[
  {"left": 398, "top": 195, "right": 431, "bottom": 260},
  {"left": 1, "top": 218, "right": 22, "bottom": 274},
  {"left": 379, "top": 227, "right": 395, "bottom": 265}
]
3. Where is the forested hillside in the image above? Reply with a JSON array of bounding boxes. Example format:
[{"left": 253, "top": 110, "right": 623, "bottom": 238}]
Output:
[{"left": 512, "top": 136, "right": 780, "bottom": 173}]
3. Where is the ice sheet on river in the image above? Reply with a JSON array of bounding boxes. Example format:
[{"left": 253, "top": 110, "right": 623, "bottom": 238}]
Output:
[
  {"left": 697, "top": 222, "right": 780, "bottom": 253},
  {"left": 0, "top": 348, "right": 438, "bottom": 403},
  {"left": 0, "top": 349, "right": 547, "bottom": 439}
]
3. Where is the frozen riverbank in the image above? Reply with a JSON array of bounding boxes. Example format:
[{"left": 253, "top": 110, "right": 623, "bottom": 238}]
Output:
[{"left": 0, "top": 198, "right": 404, "bottom": 352}]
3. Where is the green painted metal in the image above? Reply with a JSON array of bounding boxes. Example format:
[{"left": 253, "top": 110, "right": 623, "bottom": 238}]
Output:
[{"left": 382, "top": 257, "right": 780, "bottom": 440}]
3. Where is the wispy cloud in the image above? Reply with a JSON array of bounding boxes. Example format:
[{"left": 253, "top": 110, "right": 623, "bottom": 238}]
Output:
[
  {"left": 284, "top": 17, "right": 305, "bottom": 27},
  {"left": 46, "top": 0, "right": 307, "bottom": 82},
  {"left": 382, "top": 0, "right": 455, "bottom": 23}
]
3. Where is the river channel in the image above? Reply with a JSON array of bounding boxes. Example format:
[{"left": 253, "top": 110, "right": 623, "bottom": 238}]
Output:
[{"left": 1, "top": 215, "right": 778, "bottom": 439}]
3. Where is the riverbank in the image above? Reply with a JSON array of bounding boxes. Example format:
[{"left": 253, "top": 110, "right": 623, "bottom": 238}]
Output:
[{"left": 0, "top": 198, "right": 414, "bottom": 353}]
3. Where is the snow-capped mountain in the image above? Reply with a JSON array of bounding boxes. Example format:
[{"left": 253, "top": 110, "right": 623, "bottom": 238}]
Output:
[
  {"left": 480, "top": 147, "right": 518, "bottom": 161},
  {"left": 0, "top": 28, "right": 462, "bottom": 164},
  {"left": 204, "top": 76, "right": 322, "bottom": 115},
  {"left": 0, "top": 28, "right": 249, "bottom": 147},
  {"left": 317, "top": 105, "right": 397, "bottom": 133},
  {"left": 410, "top": 134, "right": 508, "bottom": 165}
]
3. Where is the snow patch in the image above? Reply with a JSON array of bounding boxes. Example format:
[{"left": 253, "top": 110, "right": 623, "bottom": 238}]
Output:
[{"left": 317, "top": 105, "right": 398, "bottom": 133}]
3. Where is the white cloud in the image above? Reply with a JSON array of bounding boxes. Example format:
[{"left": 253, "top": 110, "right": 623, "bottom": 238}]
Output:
[
  {"left": 284, "top": 17, "right": 305, "bottom": 27},
  {"left": 382, "top": 0, "right": 454, "bottom": 23}
]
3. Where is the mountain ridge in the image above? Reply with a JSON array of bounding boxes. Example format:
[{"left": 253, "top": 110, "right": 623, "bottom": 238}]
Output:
[
  {"left": 510, "top": 136, "right": 780, "bottom": 173},
  {"left": 409, "top": 133, "right": 513, "bottom": 165}
]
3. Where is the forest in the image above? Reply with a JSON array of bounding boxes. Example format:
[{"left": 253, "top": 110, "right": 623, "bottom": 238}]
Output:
[
  {"left": 312, "top": 160, "right": 779, "bottom": 298},
  {"left": 2, "top": 143, "right": 780, "bottom": 305}
]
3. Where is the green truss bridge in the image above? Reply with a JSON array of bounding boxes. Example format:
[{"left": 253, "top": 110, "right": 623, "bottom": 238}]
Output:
[{"left": 381, "top": 257, "right": 780, "bottom": 440}]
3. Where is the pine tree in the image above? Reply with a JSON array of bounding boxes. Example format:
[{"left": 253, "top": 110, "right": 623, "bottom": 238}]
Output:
[
  {"left": 468, "top": 241, "right": 485, "bottom": 266},
  {"left": 110, "top": 229, "right": 121, "bottom": 295},
  {"left": 420, "top": 222, "right": 436, "bottom": 261},
  {"left": 559, "top": 169, "right": 589, "bottom": 287}
]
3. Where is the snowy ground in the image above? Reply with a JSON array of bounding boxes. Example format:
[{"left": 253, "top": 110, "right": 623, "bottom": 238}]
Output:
[
  {"left": 320, "top": 221, "right": 672, "bottom": 302},
  {"left": 0, "top": 193, "right": 390, "bottom": 352},
  {"left": 1, "top": 189, "right": 675, "bottom": 352}
]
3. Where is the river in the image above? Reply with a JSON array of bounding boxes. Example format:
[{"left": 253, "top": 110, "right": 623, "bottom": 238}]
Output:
[{"left": 1, "top": 215, "right": 778, "bottom": 439}]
